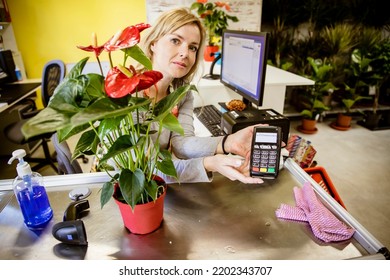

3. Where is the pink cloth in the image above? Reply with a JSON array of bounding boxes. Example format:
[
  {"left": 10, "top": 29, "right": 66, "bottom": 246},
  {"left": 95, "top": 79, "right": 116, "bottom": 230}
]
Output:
[{"left": 275, "top": 182, "right": 355, "bottom": 242}]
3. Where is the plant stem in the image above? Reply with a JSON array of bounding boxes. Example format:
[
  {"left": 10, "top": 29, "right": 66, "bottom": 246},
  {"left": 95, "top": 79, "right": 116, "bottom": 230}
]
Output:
[{"left": 96, "top": 55, "right": 104, "bottom": 76}]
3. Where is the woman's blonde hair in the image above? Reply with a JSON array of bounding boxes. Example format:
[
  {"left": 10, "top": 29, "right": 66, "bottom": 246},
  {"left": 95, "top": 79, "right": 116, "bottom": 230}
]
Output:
[{"left": 141, "top": 7, "right": 206, "bottom": 89}]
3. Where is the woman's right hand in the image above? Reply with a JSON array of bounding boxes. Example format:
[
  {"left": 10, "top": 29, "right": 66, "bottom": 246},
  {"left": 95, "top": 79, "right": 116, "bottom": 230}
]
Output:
[{"left": 203, "top": 154, "right": 264, "bottom": 184}]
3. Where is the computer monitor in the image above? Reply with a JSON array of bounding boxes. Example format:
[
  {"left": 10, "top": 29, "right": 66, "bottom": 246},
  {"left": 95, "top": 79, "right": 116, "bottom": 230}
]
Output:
[
  {"left": 220, "top": 30, "right": 269, "bottom": 108},
  {"left": 0, "top": 50, "right": 17, "bottom": 85},
  {"left": 0, "top": 66, "right": 8, "bottom": 84}
]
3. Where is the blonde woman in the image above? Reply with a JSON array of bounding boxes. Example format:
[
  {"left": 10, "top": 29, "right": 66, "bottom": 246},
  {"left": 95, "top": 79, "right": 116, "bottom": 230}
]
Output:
[{"left": 140, "top": 8, "right": 264, "bottom": 184}]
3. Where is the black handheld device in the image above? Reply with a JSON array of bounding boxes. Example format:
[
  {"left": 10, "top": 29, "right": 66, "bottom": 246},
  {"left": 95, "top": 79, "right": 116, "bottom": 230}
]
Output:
[{"left": 250, "top": 126, "right": 282, "bottom": 179}]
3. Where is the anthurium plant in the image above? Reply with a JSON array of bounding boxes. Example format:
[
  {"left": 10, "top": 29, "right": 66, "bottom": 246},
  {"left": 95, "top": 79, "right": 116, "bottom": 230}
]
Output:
[
  {"left": 22, "top": 23, "right": 195, "bottom": 209},
  {"left": 191, "top": 0, "right": 238, "bottom": 46}
]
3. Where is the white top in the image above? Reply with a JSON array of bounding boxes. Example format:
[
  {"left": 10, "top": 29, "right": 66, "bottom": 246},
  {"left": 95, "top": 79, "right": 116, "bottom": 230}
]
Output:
[{"left": 196, "top": 63, "right": 314, "bottom": 88}]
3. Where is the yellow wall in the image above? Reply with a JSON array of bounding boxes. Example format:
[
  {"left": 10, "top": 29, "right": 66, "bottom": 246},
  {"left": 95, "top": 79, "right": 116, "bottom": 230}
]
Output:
[{"left": 7, "top": 0, "right": 147, "bottom": 79}]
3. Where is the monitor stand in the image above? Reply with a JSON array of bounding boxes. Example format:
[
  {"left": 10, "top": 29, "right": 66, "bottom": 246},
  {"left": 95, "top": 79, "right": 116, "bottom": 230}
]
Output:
[
  {"left": 203, "top": 73, "right": 220, "bottom": 80},
  {"left": 202, "top": 53, "right": 221, "bottom": 80}
]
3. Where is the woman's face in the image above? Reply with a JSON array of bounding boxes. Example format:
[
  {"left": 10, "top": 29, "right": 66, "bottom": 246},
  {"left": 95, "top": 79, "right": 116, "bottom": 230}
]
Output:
[{"left": 150, "top": 23, "right": 201, "bottom": 81}]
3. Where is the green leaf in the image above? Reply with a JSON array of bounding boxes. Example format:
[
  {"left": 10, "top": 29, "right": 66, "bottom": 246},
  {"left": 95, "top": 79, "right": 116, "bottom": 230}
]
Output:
[
  {"left": 100, "top": 180, "right": 115, "bottom": 209},
  {"left": 300, "top": 109, "right": 313, "bottom": 119},
  {"left": 71, "top": 97, "right": 151, "bottom": 127},
  {"left": 159, "top": 149, "right": 172, "bottom": 160},
  {"left": 319, "top": 81, "right": 337, "bottom": 93},
  {"left": 342, "top": 96, "right": 371, "bottom": 110},
  {"left": 57, "top": 123, "right": 91, "bottom": 142},
  {"left": 157, "top": 158, "right": 177, "bottom": 178},
  {"left": 83, "top": 73, "right": 106, "bottom": 99},
  {"left": 153, "top": 84, "right": 196, "bottom": 122},
  {"left": 22, "top": 58, "right": 107, "bottom": 140},
  {"left": 67, "top": 57, "right": 89, "bottom": 79},
  {"left": 73, "top": 129, "right": 99, "bottom": 160},
  {"left": 316, "top": 65, "right": 333, "bottom": 80},
  {"left": 98, "top": 117, "right": 124, "bottom": 140},
  {"left": 119, "top": 168, "right": 145, "bottom": 209},
  {"left": 100, "top": 135, "right": 135, "bottom": 163},
  {"left": 155, "top": 149, "right": 177, "bottom": 178},
  {"left": 342, "top": 99, "right": 355, "bottom": 110},
  {"left": 307, "top": 57, "right": 319, "bottom": 74},
  {"left": 144, "top": 180, "right": 159, "bottom": 201},
  {"left": 124, "top": 45, "right": 152, "bottom": 70},
  {"left": 161, "top": 113, "right": 184, "bottom": 135},
  {"left": 313, "top": 99, "right": 329, "bottom": 111},
  {"left": 49, "top": 71, "right": 105, "bottom": 113},
  {"left": 22, "top": 107, "right": 71, "bottom": 140},
  {"left": 190, "top": 2, "right": 203, "bottom": 11}
]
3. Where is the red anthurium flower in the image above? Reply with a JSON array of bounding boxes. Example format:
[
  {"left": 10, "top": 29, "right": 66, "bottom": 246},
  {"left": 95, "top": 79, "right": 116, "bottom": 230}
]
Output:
[
  {"left": 77, "top": 44, "right": 105, "bottom": 57},
  {"left": 137, "top": 71, "right": 164, "bottom": 92},
  {"left": 77, "top": 33, "right": 105, "bottom": 57},
  {"left": 104, "top": 23, "right": 151, "bottom": 52},
  {"left": 105, "top": 66, "right": 163, "bottom": 98},
  {"left": 134, "top": 23, "right": 151, "bottom": 33}
]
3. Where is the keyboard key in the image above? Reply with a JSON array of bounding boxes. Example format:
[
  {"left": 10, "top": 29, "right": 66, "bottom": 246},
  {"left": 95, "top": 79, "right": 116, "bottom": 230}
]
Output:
[{"left": 194, "top": 105, "right": 225, "bottom": 136}]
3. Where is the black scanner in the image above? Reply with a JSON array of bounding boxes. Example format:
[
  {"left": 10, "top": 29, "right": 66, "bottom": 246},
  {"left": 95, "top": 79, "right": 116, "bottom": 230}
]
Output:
[
  {"left": 52, "top": 198, "right": 89, "bottom": 246},
  {"left": 52, "top": 220, "right": 88, "bottom": 246},
  {"left": 221, "top": 107, "right": 290, "bottom": 145}
]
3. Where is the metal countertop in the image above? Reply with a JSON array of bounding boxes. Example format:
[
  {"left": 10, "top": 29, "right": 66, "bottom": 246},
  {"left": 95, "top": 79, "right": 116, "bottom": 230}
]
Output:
[{"left": 0, "top": 160, "right": 383, "bottom": 260}]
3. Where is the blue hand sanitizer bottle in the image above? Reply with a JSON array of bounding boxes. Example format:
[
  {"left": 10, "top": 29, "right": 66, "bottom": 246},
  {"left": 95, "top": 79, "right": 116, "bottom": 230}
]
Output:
[{"left": 8, "top": 149, "right": 53, "bottom": 230}]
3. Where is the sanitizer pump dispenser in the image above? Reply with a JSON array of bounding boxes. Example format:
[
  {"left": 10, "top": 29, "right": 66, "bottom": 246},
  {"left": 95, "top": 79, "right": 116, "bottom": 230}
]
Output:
[{"left": 8, "top": 149, "right": 53, "bottom": 230}]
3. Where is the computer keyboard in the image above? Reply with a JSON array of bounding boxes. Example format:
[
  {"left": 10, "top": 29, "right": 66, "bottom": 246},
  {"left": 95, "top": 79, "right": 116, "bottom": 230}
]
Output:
[
  {"left": 194, "top": 104, "right": 225, "bottom": 136},
  {"left": 0, "top": 82, "right": 41, "bottom": 104}
]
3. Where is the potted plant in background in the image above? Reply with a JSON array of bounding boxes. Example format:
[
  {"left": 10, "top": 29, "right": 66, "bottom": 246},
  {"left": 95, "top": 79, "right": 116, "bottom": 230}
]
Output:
[
  {"left": 22, "top": 24, "right": 194, "bottom": 234},
  {"left": 191, "top": 0, "right": 239, "bottom": 61},
  {"left": 331, "top": 83, "right": 371, "bottom": 130},
  {"left": 358, "top": 40, "right": 390, "bottom": 130},
  {"left": 297, "top": 57, "right": 333, "bottom": 134},
  {"left": 299, "top": 93, "right": 330, "bottom": 134},
  {"left": 332, "top": 46, "right": 373, "bottom": 130}
]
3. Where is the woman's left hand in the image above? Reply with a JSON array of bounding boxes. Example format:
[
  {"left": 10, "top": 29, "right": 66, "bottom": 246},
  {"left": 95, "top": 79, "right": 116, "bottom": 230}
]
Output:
[{"left": 203, "top": 154, "right": 263, "bottom": 184}]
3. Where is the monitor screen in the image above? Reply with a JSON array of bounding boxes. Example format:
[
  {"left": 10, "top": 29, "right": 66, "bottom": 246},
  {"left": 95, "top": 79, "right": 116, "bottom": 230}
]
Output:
[{"left": 220, "top": 30, "right": 269, "bottom": 107}]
